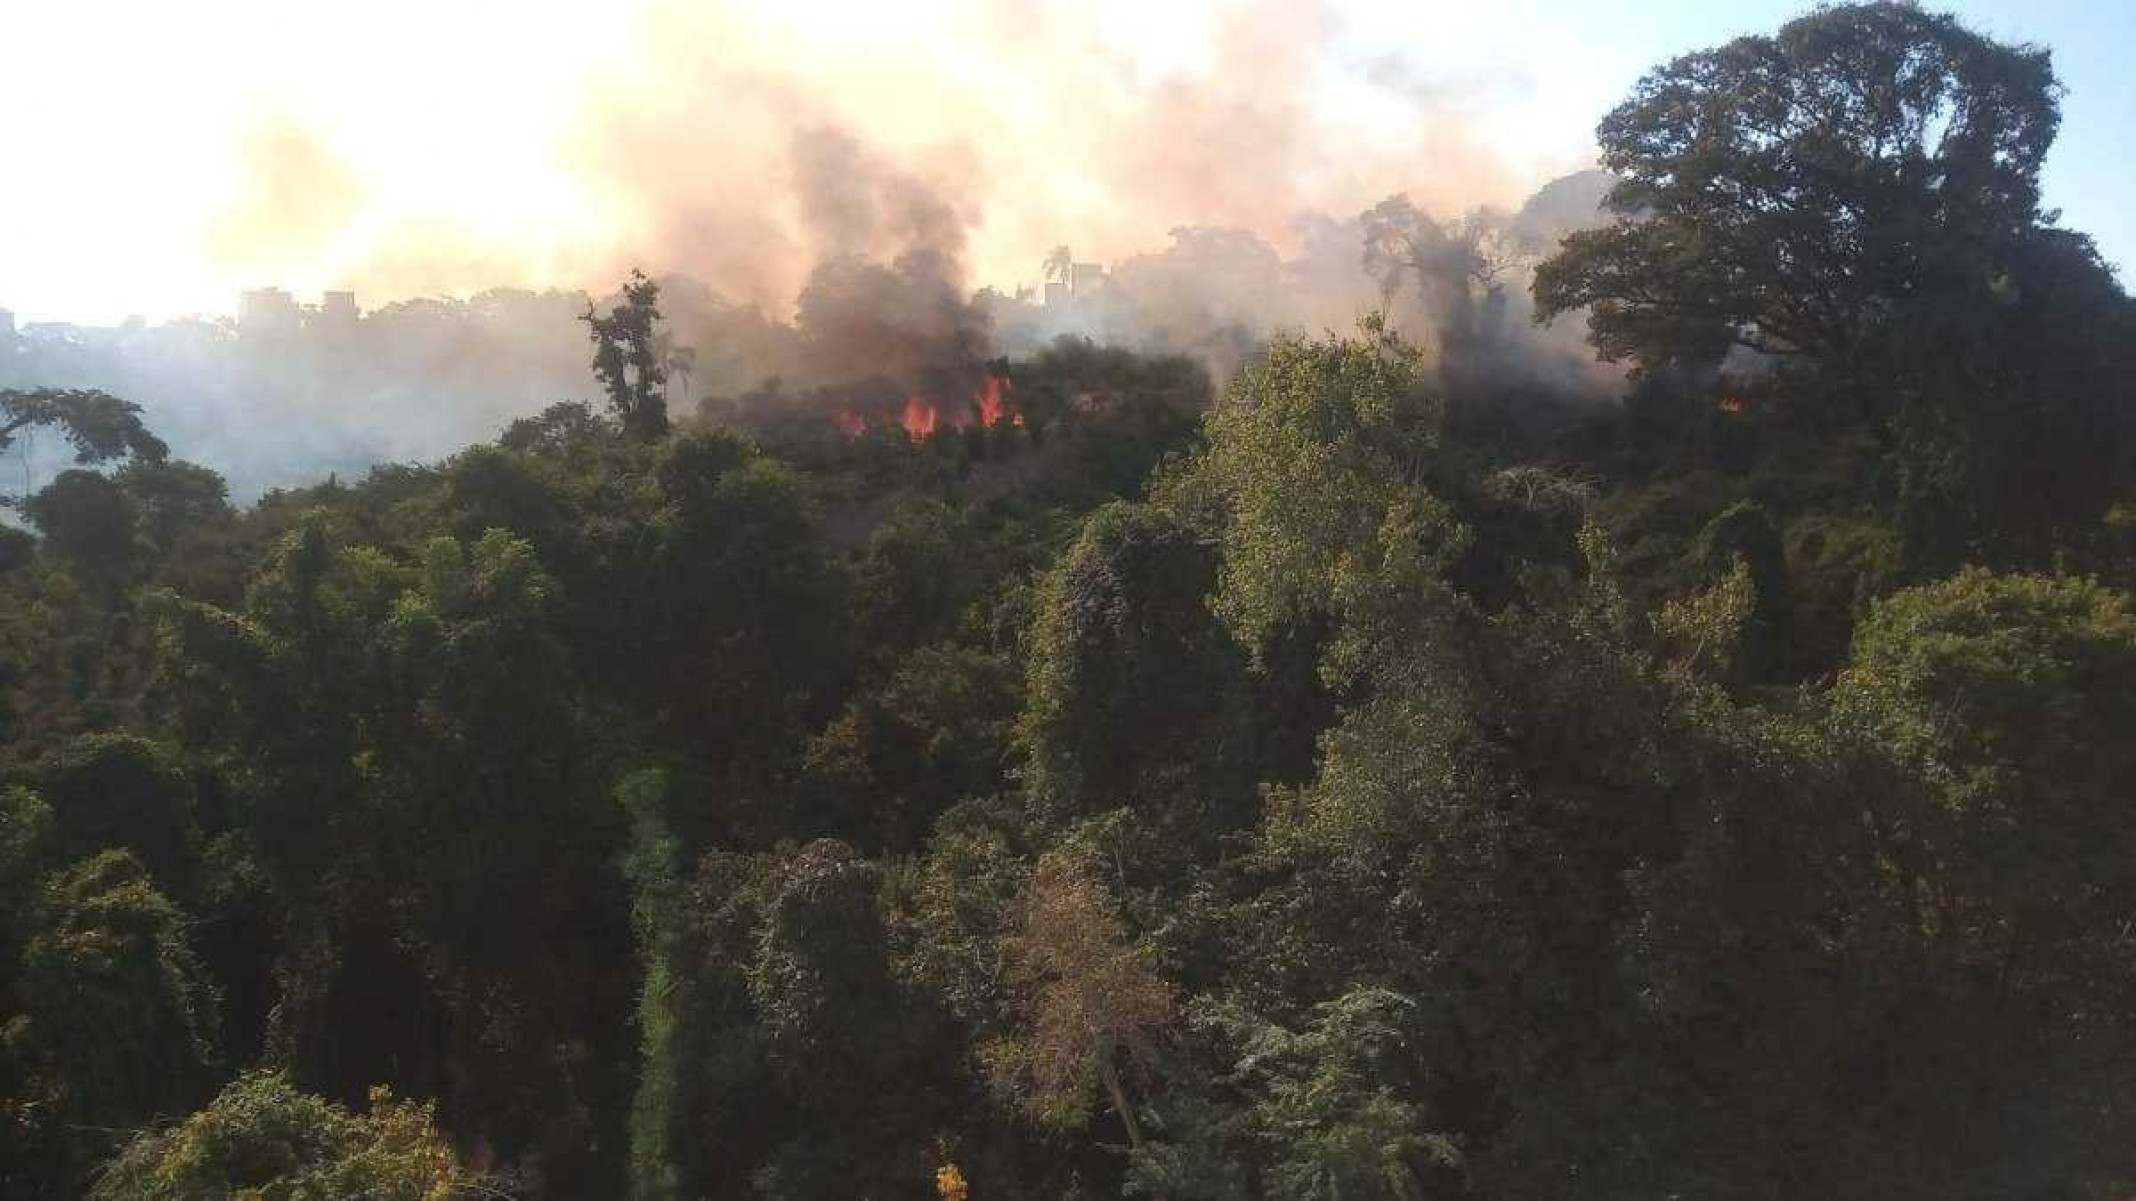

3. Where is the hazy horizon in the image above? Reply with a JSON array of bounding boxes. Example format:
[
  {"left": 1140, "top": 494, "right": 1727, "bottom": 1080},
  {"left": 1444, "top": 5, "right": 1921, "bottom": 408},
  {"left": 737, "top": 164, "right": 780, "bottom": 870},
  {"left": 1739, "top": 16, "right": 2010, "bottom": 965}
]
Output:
[{"left": 8, "top": 0, "right": 2128, "bottom": 327}]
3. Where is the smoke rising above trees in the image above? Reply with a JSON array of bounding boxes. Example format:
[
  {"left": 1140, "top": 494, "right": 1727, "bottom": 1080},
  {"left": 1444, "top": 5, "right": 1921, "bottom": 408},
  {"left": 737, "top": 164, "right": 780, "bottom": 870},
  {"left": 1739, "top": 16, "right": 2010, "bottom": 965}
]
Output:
[
  {"left": 5, "top": 4, "right": 2136, "bottom": 1199},
  {"left": 1, "top": 0, "right": 1635, "bottom": 496},
  {"left": 2, "top": 154, "right": 1621, "bottom": 498}
]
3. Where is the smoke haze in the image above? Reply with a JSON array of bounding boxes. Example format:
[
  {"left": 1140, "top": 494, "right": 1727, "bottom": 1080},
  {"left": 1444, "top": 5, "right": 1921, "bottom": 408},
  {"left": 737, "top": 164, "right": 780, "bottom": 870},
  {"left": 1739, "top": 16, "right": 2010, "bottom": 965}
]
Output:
[
  {"left": 2, "top": 0, "right": 1638, "bottom": 496},
  {"left": 7, "top": 0, "right": 1609, "bottom": 321}
]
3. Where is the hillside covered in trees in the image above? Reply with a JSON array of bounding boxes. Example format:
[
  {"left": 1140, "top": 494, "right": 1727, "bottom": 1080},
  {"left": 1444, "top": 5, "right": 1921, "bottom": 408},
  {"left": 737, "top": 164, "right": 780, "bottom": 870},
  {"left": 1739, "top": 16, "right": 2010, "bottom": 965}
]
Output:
[{"left": 5, "top": 4, "right": 2136, "bottom": 1198}]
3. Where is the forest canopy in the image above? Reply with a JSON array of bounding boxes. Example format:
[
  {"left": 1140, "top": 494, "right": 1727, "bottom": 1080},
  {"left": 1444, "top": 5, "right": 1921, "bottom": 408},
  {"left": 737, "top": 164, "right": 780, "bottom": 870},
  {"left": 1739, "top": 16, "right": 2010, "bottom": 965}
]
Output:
[{"left": 4, "top": 4, "right": 2135, "bottom": 1200}]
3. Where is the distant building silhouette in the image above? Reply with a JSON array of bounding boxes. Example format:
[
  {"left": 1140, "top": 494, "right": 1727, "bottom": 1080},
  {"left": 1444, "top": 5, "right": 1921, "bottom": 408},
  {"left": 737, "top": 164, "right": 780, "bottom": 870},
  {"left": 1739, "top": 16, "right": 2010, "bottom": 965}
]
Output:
[
  {"left": 238, "top": 287, "right": 301, "bottom": 336},
  {"left": 1042, "top": 262, "right": 1108, "bottom": 308},
  {"left": 315, "top": 290, "right": 360, "bottom": 338}
]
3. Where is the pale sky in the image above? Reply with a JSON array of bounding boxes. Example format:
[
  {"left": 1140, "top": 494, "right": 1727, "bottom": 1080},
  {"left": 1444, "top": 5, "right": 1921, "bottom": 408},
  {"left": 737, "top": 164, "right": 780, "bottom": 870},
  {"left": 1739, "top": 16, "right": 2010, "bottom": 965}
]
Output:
[{"left": 3, "top": 0, "right": 2128, "bottom": 325}]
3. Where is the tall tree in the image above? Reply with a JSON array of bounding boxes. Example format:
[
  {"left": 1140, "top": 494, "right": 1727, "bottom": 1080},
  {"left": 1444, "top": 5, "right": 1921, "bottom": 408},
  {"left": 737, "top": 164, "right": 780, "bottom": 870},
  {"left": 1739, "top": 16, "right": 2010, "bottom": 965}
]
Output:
[
  {"left": 1006, "top": 855, "right": 1175, "bottom": 1163},
  {"left": 1360, "top": 198, "right": 1509, "bottom": 359},
  {"left": 584, "top": 270, "right": 673, "bottom": 441},
  {"left": 1043, "top": 245, "right": 1074, "bottom": 285},
  {"left": 1533, "top": 3, "right": 2059, "bottom": 383},
  {"left": 8, "top": 851, "right": 220, "bottom": 1197},
  {"left": 0, "top": 389, "right": 167, "bottom": 483},
  {"left": 21, "top": 470, "right": 141, "bottom": 587},
  {"left": 1532, "top": 1, "right": 2134, "bottom": 561}
]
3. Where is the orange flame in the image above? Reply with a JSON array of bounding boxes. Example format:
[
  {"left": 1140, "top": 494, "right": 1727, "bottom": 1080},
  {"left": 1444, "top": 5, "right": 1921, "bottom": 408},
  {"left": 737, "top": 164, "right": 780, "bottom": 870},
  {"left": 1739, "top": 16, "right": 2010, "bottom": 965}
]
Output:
[
  {"left": 977, "top": 373, "right": 1007, "bottom": 427},
  {"left": 901, "top": 395, "right": 937, "bottom": 439},
  {"left": 834, "top": 410, "right": 865, "bottom": 437}
]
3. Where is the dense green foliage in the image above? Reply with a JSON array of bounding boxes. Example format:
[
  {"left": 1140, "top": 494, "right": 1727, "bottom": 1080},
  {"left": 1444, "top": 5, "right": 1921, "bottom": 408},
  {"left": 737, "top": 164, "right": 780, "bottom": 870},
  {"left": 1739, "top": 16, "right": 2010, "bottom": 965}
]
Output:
[
  {"left": 0, "top": 389, "right": 168, "bottom": 477},
  {"left": 3, "top": 5, "right": 2135, "bottom": 1198},
  {"left": 88, "top": 1071, "right": 486, "bottom": 1200},
  {"left": 1534, "top": 3, "right": 2135, "bottom": 565}
]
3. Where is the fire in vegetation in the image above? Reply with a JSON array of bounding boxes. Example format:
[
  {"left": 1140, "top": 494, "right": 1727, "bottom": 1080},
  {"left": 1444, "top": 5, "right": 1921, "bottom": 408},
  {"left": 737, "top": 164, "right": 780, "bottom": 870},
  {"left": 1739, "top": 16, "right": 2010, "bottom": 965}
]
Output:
[
  {"left": 976, "top": 372, "right": 1006, "bottom": 427},
  {"left": 837, "top": 371, "right": 1015, "bottom": 440},
  {"left": 901, "top": 395, "right": 937, "bottom": 438}
]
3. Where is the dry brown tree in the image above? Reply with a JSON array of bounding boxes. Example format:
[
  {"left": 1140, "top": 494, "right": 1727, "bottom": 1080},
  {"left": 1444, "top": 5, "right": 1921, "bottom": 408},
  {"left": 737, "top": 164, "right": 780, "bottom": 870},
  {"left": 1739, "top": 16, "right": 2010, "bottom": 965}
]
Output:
[{"left": 1005, "top": 854, "right": 1176, "bottom": 1157}]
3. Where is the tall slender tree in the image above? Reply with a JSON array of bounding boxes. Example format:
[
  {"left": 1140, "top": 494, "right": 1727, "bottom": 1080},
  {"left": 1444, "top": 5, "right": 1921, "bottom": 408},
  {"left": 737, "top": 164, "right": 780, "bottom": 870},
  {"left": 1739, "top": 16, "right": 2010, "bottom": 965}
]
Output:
[{"left": 584, "top": 270, "right": 673, "bottom": 441}]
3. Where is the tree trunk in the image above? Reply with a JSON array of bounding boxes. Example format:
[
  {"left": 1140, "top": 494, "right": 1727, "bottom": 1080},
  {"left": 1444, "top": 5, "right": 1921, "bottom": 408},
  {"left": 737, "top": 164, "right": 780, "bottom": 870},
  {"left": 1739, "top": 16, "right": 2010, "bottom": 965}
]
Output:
[{"left": 1097, "top": 1045, "right": 1164, "bottom": 1200}]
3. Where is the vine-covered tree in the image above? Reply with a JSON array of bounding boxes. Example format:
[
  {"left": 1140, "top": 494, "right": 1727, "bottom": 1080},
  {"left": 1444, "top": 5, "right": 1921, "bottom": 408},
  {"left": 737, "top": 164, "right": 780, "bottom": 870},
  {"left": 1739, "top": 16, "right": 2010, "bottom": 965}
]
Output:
[{"left": 89, "top": 1072, "right": 488, "bottom": 1201}]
